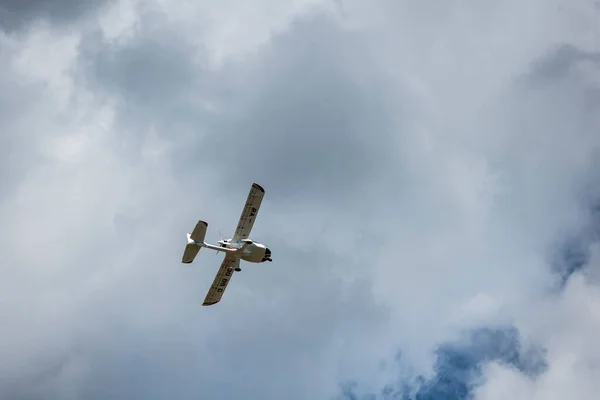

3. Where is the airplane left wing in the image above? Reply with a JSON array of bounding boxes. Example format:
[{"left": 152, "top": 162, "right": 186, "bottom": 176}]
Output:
[{"left": 202, "top": 254, "right": 240, "bottom": 306}]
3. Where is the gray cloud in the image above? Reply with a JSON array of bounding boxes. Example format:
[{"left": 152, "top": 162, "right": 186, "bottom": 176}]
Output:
[
  {"left": 1, "top": 6, "right": 395, "bottom": 399},
  {"left": 198, "top": 15, "right": 407, "bottom": 199},
  {"left": 0, "top": 0, "right": 113, "bottom": 32},
  {"left": 81, "top": 9, "right": 413, "bottom": 206},
  {"left": 527, "top": 44, "right": 600, "bottom": 84}
]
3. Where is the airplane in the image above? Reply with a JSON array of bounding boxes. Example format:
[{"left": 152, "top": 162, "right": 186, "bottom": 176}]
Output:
[{"left": 181, "top": 183, "right": 272, "bottom": 306}]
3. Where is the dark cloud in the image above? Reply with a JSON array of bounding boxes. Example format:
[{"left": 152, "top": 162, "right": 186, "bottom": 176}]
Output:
[
  {"left": 79, "top": 24, "right": 211, "bottom": 162},
  {"left": 199, "top": 15, "right": 406, "bottom": 199},
  {"left": 526, "top": 45, "right": 600, "bottom": 84},
  {"left": 0, "top": 0, "right": 113, "bottom": 31},
  {"left": 518, "top": 45, "right": 600, "bottom": 286},
  {"left": 81, "top": 10, "right": 414, "bottom": 205},
  {"left": 83, "top": 25, "right": 203, "bottom": 110},
  {"left": 550, "top": 201, "right": 600, "bottom": 285},
  {"left": 0, "top": 77, "right": 40, "bottom": 200}
]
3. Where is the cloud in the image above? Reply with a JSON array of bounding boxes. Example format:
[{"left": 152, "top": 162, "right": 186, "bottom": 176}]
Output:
[
  {"left": 470, "top": 43, "right": 600, "bottom": 400},
  {"left": 81, "top": 6, "right": 407, "bottom": 205},
  {"left": 1, "top": 0, "right": 600, "bottom": 399},
  {"left": 337, "top": 8, "right": 600, "bottom": 396},
  {"left": 474, "top": 270, "right": 600, "bottom": 400},
  {"left": 339, "top": 326, "right": 548, "bottom": 400},
  {"left": 0, "top": 2, "right": 392, "bottom": 399},
  {"left": 0, "top": 0, "right": 114, "bottom": 32}
]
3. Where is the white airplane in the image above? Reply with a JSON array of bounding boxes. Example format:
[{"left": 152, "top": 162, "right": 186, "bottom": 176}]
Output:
[{"left": 181, "top": 183, "right": 272, "bottom": 306}]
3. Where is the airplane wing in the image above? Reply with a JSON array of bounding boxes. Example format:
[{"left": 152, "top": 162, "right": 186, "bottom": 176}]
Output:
[
  {"left": 232, "top": 183, "right": 265, "bottom": 242},
  {"left": 202, "top": 254, "right": 240, "bottom": 306}
]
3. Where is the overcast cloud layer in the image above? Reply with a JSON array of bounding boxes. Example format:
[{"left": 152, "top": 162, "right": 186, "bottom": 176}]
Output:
[{"left": 1, "top": 0, "right": 599, "bottom": 399}]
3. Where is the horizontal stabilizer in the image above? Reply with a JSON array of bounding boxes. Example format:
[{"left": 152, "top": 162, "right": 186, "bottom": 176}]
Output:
[
  {"left": 190, "top": 220, "right": 208, "bottom": 243},
  {"left": 182, "top": 220, "right": 208, "bottom": 264},
  {"left": 182, "top": 243, "right": 201, "bottom": 263}
]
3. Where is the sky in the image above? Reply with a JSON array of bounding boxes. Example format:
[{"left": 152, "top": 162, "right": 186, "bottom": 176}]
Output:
[{"left": 0, "top": 0, "right": 599, "bottom": 399}]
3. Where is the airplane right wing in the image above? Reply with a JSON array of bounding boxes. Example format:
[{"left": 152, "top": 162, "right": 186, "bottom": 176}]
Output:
[
  {"left": 202, "top": 254, "right": 240, "bottom": 306},
  {"left": 232, "top": 183, "right": 265, "bottom": 242}
]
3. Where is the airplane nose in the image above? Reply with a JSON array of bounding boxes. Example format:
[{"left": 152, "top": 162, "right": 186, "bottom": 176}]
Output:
[{"left": 263, "top": 247, "right": 271, "bottom": 262}]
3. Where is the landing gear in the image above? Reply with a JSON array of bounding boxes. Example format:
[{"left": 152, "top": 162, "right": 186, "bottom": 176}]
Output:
[{"left": 235, "top": 267, "right": 242, "bottom": 272}]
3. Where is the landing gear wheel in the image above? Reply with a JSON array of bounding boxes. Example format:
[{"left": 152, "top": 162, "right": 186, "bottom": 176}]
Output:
[{"left": 235, "top": 267, "right": 242, "bottom": 272}]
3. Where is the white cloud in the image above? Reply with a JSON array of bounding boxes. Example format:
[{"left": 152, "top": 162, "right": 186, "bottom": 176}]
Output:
[{"left": 476, "top": 271, "right": 600, "bottom": 400}]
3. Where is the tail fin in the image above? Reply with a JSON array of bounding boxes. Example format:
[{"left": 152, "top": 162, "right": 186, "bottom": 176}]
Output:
[{"left": 182, "top": 220, "right": 208, "bottom": 264}]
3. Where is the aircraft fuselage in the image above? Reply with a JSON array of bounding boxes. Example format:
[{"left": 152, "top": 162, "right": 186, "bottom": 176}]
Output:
[{"left": 216, "top": 239, "right": 272, "bottom": 263}]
